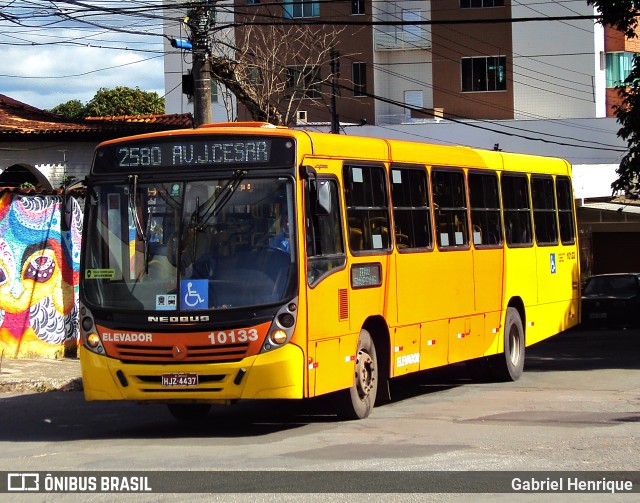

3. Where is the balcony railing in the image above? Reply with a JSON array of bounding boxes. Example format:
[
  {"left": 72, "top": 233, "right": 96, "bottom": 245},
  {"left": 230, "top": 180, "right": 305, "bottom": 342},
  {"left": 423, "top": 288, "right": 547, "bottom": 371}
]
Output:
[{"left": 374, "top": 29, "right": 431, "bottom": 51}]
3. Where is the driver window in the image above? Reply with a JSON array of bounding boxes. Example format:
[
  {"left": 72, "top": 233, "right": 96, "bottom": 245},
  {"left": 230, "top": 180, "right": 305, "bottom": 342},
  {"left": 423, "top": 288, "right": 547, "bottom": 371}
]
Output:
[{"left": 306, "top": 178, "right": 346, "bottom": 286}]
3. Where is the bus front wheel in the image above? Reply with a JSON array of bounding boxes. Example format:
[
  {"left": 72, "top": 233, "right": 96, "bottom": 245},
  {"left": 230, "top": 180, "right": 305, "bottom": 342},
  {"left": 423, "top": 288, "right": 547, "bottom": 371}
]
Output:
[
  {"left": 335, "top": 329, "right": 378, "bottom": 420},
  {"left": 491, "top": 307, "right": 525, "bottom": 381}
]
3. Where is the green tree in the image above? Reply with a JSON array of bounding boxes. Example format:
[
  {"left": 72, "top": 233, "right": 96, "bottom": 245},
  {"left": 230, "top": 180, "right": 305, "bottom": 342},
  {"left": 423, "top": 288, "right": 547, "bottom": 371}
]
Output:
[
  {"left": 588, "top": 1, "right": 639, "bottom": 38},
  {"left": 84, "top": 86, "right": 164, "bottom": 117},
  {"left": 48, "top": 99, "right": 85, "bottom": 120},
  {"left": 589, "top": 1, "right": 640, "bottom": 195}
]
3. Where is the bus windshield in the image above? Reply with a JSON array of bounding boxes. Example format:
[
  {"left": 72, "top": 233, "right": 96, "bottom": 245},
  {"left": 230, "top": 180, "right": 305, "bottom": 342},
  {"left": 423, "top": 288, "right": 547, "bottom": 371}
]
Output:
[{"left": 82, "top": 176, "right": 296, "bottom": 312}]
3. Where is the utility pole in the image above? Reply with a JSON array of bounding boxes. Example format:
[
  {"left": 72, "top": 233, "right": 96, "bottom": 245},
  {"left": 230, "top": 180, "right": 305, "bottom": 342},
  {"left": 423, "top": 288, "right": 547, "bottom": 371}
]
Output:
[
  {"left": 330, "top": 49, "right": 340, "bottom": 134},
  {"left": 189, "top": 2, "right": 215, "bottom": 127}
]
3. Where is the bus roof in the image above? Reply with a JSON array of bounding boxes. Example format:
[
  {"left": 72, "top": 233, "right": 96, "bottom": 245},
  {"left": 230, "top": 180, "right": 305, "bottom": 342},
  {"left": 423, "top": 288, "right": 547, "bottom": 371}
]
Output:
[{"left": 95, "top": 122, "right": 572, "bottom": 176}]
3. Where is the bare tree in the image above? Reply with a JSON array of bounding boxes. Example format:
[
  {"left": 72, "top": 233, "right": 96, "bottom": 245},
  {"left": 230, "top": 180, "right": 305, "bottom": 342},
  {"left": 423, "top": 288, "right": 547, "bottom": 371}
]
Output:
[{"left": 208, "top": 9, "right": 345, "bottom": 126}]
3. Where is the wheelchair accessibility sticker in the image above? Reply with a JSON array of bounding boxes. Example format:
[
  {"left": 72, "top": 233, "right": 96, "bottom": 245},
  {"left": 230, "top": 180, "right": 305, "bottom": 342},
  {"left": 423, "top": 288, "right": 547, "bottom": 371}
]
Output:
[
  {"left": 550, "top": 253, "right": 556, "bottom": 274},
  {"left": 180, "top": 279, "right": 208, "bottom": 310}
]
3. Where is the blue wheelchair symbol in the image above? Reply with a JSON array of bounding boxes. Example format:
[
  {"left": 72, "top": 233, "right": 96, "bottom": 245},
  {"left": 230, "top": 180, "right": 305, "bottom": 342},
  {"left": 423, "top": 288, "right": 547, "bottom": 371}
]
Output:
[
  {"left": 180, "top": 279, "right": 208, "bottom": 309},
  {"left": 550, "top": 253, "right": 556, "bottom": 274}
]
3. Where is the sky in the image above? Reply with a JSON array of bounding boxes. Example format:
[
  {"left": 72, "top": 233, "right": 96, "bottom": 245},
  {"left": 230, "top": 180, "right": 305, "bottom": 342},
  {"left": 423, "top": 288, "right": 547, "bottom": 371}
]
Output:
[{"left": 0, "top": 1, "right": 168, "bottom": 111}]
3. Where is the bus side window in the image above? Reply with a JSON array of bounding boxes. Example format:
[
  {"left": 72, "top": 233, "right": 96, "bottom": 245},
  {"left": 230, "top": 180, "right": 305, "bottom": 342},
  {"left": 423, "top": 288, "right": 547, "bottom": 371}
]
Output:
[
  {"left": 343, "top": 165, "right": 391, "bottom": 252},
  {"left": 532, "top": 175, "right": 558, "bottom": 246},
  {"left": 306, "top": 178, "right": 346, "bottom": 286},
  {"left": 432, "top": 168, "right": 469, "bottom": 249},
  {"left": 501, "top": 173, "right": 533, "bottom": 247},
  {"left": 390, "top": 165, "right": 432, "bottom": 251},
  {"left": 469, "top": 170, "right": 502, "bottom": 247},
  {"left": 556, "top": 176, "right": 576, "bottom": 245}
]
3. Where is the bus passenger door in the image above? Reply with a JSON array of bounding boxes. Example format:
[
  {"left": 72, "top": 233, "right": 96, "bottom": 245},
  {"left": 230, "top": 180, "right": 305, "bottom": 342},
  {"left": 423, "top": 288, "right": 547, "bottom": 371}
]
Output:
[
  {"left": 467, "top": 170, "right": 506, "bottom": 356},
  {"left": 472, "top": 246, "right": 505, "bottom": 356},
  {"left": 303, "top": 174, "right": 354, "bottom": 397}
]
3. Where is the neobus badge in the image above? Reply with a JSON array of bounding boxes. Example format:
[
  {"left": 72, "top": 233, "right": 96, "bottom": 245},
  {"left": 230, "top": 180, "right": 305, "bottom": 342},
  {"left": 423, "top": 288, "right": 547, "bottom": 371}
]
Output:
[{"left": 148, "top": 315, "right": 210, "bottom": 323}]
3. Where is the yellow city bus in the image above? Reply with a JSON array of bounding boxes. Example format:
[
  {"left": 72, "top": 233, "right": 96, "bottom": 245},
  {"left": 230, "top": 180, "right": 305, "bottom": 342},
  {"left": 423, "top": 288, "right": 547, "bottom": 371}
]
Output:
[{"left": 79, "top": 122, "right": 580, "bottom": 420}]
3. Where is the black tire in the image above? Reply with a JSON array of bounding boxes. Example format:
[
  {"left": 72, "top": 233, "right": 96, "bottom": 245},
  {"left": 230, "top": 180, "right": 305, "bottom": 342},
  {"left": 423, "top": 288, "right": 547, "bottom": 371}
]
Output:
[
  {"left": 335, "top": 329, "right": 378, "bottom": 420},
  {"left": 167, "top": 403, "right": 211, "bottom": 422},
  {"left": 490, "top": 307, "right": 525, "bottom": 381}
]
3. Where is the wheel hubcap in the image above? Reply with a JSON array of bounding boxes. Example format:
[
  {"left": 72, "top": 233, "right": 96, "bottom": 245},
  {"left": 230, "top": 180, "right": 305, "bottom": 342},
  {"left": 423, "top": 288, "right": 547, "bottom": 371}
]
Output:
[{"left": 355, "top": 349, "right": 375, "bottom": 399}]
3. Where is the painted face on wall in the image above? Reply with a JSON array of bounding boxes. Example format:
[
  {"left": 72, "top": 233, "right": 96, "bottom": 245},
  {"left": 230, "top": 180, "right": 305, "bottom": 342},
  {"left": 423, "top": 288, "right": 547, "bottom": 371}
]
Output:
[
  {"left": 0, "top": 195, "right": 81, "bottom": 349},
  {"left": 0, "top": 240, "right": 63, "bottom": 311}
]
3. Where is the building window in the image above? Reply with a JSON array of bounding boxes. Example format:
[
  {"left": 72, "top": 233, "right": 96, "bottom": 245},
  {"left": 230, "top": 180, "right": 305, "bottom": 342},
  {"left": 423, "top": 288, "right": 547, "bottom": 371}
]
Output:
[
  {"left": 211, "top": 79, "right": 218, "bottom": 103},
  {"left": 352, "top": 62, "right": 367, "bottom": 96},
  {"left": 404, "top": 90, "right": 423, "bottom": 119},
  {"left": 283, "top": 0, "right": 319, "bottom": 19},
  {"left": 286, "top": 66, "right": 321, "bottom": 99},
  {"left": 462, "top": 56, "right": 506, "bottom": 92},
  {"left": 402, "top": 9, "right": 422, "bottom": 42},
  {"left": 351, "top": 0, "right": 365, "bottom": 15},
  {"left": 606, "top": 52, "right": 635, "bottom": 87},
  {"left": 247, "top": 66, "right": 263, "bottom": 86},
  {"left": 460, "top": 0, "right": 504, "bottom": 7}
]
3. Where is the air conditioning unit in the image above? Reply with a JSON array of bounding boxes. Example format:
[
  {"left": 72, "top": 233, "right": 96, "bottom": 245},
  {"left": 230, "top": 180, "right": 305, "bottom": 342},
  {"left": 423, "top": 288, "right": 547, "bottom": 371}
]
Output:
[{"left": 296, "top": 110, "right": 308, "bottom": 124}]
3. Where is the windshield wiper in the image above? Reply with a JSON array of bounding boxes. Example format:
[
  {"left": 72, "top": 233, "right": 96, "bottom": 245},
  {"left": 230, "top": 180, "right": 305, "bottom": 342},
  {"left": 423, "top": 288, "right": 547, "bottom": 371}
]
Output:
[
  {"left": 128, "top": 175, "right": 150, "bottom": 274},
  {"left": 196, "top": 170, "right": 246, "bottom": 230}
]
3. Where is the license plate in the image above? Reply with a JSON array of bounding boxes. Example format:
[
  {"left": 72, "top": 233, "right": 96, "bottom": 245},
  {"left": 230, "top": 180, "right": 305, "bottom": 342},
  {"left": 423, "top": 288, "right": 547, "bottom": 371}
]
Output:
[{"left": 161, "top": 373, "right": 199, "bottom": 387}]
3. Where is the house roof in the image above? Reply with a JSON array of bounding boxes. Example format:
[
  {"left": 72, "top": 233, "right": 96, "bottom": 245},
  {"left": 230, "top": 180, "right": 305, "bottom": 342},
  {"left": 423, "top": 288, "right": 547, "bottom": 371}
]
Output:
[{"left": 0, "top": 94, "right": 194, "bottom": 140}]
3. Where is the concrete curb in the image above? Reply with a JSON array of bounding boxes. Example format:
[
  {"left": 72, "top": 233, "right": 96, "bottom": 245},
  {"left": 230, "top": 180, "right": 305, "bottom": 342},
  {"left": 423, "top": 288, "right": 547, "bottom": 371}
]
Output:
[
  {"left": 0, "top": 358, "right": 83, "bottom": 394},
  {"left": 0, "top": 377, "right": 83, "bottom": 394}
]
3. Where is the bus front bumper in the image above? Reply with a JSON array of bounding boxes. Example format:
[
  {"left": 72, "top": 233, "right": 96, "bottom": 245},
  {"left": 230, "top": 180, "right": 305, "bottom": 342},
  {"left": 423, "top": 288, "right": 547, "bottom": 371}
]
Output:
[{"left": 79, "top": 344, "right": 304, "bottom": 403}]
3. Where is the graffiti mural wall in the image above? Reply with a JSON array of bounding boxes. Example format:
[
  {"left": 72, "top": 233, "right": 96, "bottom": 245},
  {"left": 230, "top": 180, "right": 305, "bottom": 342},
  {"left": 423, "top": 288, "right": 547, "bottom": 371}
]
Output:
[{"left": 0, "top": 192, "right": 82, "bottom": 358}]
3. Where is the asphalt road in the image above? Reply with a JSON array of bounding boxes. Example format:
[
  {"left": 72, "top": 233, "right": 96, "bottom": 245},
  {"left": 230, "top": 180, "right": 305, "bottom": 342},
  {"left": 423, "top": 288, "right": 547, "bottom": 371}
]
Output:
[{"left": 0, "top": 326, "right": 638, "bottom": 502}]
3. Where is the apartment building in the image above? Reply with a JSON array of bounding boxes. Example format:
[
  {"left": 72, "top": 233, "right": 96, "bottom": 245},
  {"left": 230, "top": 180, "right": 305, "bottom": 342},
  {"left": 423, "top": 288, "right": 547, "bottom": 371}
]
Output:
[{"left": 163, "top": 1, "right": 635, "bottom": 124}]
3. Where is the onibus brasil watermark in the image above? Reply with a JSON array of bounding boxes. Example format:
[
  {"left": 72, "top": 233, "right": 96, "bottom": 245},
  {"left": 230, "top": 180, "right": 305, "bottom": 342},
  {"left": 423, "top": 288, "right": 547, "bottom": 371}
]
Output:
[
  {"left": 2, "top": 471, "right": 638, "bottom": 494},
  {"left": 6, "top": 473, "right": 151, "bottom": 493}
]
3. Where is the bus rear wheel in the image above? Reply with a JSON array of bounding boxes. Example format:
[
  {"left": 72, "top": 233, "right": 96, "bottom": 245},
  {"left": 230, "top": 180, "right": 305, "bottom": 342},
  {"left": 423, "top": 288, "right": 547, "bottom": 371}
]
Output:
[
  {"left": 490, "top": 307, "right": 525, "bottom": 381},
  {"left": 335, "top": 329, "right": 378, "bottom": 420},
  {"left": 167, "top": 403, "right": 212, "bottom": 422}
]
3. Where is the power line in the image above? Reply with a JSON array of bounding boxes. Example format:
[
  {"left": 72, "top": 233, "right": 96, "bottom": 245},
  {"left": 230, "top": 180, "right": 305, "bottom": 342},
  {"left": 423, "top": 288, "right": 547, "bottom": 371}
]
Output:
[
  {"left": 0, "top": 0, "right": 623, "bottom": 150},
  {"left": 0, "top": 54, "right": 164, "bottom": 79}
]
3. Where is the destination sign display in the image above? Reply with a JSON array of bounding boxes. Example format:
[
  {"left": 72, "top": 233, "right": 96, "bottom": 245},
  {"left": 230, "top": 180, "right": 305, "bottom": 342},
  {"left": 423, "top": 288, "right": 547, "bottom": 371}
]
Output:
[
  {"left": 351, "top": 263, "right": 382, "bottom": 289},
  {"left": 93, "top": 136, "right": 296, "bottom": 173}
]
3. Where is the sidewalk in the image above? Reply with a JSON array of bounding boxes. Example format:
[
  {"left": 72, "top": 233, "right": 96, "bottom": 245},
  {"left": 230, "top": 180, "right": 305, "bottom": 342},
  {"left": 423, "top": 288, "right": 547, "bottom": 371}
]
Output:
[{"left": 0, "top": 357, "right": 82, "bottom": 393}]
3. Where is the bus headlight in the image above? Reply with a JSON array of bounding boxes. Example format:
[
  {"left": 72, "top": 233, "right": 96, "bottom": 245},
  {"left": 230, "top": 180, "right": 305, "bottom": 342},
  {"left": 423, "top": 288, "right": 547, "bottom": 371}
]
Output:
[
  {"left": 260, "top": 298, "right": 298, "bottom": 353},
  {"left": 79, "top": 303, "right": 105, "bottom": 355},
  {"left": 87, "top": 333, "right": 101, "bottom": 349},
  {"left": 270, "top": 329, "right": 288, "bottom": 345}
]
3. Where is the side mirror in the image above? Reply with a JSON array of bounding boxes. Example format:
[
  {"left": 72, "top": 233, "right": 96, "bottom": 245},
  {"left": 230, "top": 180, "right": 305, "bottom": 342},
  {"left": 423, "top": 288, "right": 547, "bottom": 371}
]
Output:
[{"left": 62, "top": 178, "right": 86, "bottom": 231}]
